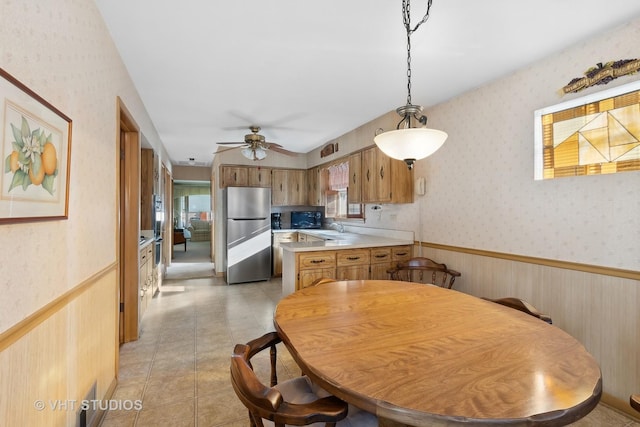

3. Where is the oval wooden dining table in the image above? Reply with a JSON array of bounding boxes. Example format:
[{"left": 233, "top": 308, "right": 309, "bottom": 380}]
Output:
[{"left": 273, "top": 280, "right": 602, "bottom": 427}]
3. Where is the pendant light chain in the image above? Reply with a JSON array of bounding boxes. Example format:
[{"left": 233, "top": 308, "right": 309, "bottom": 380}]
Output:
[
  {"left": 402, "top": 0, "right": 433, "bottom": 106},
  {"left": 375, "top": 0, "right": 446, "bottom": 169}
]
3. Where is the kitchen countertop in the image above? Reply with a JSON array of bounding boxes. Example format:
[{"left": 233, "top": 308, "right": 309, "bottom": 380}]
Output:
[
  {"left": 279, "top": 229, "right": 414, "bottom": 252},
  {"left": 139, "top": 237, "right": 155, "bottom": 249}
]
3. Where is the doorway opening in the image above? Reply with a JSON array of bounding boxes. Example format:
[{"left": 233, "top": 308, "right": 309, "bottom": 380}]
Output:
[{"left": 166, "top": 180, "right": 214, "bottom": 280}]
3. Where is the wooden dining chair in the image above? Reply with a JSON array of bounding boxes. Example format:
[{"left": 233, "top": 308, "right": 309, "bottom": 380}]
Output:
[
  {"left": 387, "top": 257, "right": 461, "bottom": 289},
  {"left": 483, "top": 297, "right": 553, "bottom": 324},
  {"left": 309, "top": 277, "right": 336, "bottom": 287},
  {"left": 230, "top": 332, "right": 378, "bottom": 427},
  {"left": 631, "top": 394, "right": 640, "bottom": 412}
]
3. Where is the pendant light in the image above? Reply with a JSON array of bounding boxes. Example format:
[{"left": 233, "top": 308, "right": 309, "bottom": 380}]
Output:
[{"left": 374, "top": 0, "right": 447, "bottom": 169}]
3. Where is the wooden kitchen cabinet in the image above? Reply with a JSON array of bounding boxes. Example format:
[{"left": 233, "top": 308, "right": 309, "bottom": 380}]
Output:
[
  {"left": 140, "top": 149, "right": 154, "bottom": 230},
  {"left": 248, "top": 166, "right": 271, "bottom": 187},
  {"left": 307, "top": 166, "right": 327, "bottom": 206},
  {"left": 273, "top": 232, "right": 298, "bottom": 277},
  {"left": 391, "top": 245, "right": 412, "bottom": 263},
  {"left": 292, "top": 245, "right": 412, "bottom": 291},
  {"left": 220, "top": 165, "right": 270, "bottom": 187},
  {"left": 368, "top": 245, "right": 412, "bottom": 279},
  {"left": 361, "top": 146, "right": 413, "bottom": 204},
  {"left": 296, "top": 251, "right": 336, "bottom": 289},
  {"left": 271, "top": 169, "right": 288, "bottom": 205},
  {"left": 336, "top": 248, "right": 370, "bottom": 281},
  {"left": 347, "top": 152, "right": 362, "bottom": 203},
  {"left": 139, "top": 243, "right": 153, "bottom": 323},
  {"left": 220, "top": 165, "right": 248, "bottom": 187},
  {"left": 272, "top": 169, "right": 307, "bottom": 206},
  {"left": 369, "top": 247, "right": 393, "bottom": 280}
]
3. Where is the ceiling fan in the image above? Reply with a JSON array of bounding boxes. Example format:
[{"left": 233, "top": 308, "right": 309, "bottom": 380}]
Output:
[{"left": 215, "top": 126, "right": 299, "bottom": 161}]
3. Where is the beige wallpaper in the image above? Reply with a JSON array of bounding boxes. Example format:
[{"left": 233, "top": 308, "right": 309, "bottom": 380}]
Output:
[
  {"left": 335, "top": 19, "right": 640, "bottom": 272},
  {"left": 0, "top": 0, "right": 166, "bottom": 333}
]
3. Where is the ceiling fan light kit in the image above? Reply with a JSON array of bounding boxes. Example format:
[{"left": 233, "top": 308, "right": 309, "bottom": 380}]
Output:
[
  {"left": 216, "top": 125, "right": 298, "bottom": 160},
  {"left": 374, "top": 0, "right": 448, "bottom": 170},
  {"left": 242, "top": 146, "right": 267, "bottom": 161}
]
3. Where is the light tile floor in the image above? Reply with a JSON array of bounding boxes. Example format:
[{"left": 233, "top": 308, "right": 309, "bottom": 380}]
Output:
[{"left": 100, "top": 275, "right": 640, "bottom": 426}]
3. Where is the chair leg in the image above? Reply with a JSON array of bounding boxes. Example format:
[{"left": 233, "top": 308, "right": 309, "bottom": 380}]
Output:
[{"left": 269, "top": 343, "right": 278, "bottom": 387}]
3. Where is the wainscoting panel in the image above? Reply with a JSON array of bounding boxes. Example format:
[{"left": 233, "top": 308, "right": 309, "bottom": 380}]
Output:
[{"left": 0, "top": 267, "right": 118, "bottom": 426}]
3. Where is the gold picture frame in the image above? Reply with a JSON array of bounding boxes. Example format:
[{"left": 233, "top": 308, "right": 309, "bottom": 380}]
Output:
[
  {"left": 534, "top": 80, "right": 640, "bottom": 180},
  {"left": 0, "top": 68, "right": 72, "bottom": 222}
]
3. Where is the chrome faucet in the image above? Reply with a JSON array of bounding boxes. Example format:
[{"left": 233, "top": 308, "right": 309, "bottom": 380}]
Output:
[{"left": 329, "top": 222, "right": 345, "bottom": 233}]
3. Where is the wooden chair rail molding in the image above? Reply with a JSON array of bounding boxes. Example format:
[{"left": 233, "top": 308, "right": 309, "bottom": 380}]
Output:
[
  {"left": 0, "top": 263, "right": 117, "bottom": 351},
  {"left": 418, "top": 242, "right": 640, "bottom": 281}
]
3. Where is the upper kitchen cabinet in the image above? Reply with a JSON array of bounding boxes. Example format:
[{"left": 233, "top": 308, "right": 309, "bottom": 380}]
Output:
[
  {"left": 220, "top": 165, "right": 248, "bottom": 187},
  {"left": 248, "top": 166, "right": 271, "bottom": 187},
  {"left": 347, "top": 152, "right": 362, "bottom": 203},
  {"left": 361, "top": 146, "right": 413, "bottom": 204},
  {"left": 272, "top": 168, "right": 307, "bottom": 206},
  {"left": 220, "top": 165, "right": 271, "bottom": 188},
  {"left": 307, "top": 166, "right": 327, "bottom": 206},
  {"left": 140, "top": 148, "right": 154, "bottom": 230}
]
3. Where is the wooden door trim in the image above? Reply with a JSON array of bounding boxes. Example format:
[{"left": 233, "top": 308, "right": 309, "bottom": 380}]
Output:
[{"left": 117, "top": 97, "right": 140, "bottom": 348}]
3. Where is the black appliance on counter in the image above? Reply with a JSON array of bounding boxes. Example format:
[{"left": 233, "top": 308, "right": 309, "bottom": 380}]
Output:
[
  {"left": 291, "top": 211, "right": 323, "bottom": 229},
  {"left": 271, "top": 213, "right": 282, "bottom": 230}
]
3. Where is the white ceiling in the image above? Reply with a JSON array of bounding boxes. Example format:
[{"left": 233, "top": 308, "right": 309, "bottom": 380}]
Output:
[{"left": 94, "top": 0, "right": 640, "bottom": 167}]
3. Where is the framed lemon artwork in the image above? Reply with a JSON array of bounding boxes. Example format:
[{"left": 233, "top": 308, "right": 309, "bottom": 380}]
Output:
[{"left": 0, "top": 68, "right": 72, "bottom": 223}]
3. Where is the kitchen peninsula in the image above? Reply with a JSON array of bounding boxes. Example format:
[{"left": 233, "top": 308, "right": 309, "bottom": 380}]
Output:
[{"left": 280, "top": 227, "right": 414, "bottom": 295}]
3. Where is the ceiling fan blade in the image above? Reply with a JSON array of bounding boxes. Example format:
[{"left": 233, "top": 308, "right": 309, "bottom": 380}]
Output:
[
  {"left": 216, "top": 142, "right": 246, "bottom": 145},
  {"left": 213, "top": 146, "right": 241, "bottom": 154},
  {"left": 267, "top": 145, "right": 299, "bottom": 156}
]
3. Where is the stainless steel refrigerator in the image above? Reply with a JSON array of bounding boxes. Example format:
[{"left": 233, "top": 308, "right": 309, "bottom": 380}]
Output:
[{"left": 224, "top": 187, "right": 272, "bottom": 284}]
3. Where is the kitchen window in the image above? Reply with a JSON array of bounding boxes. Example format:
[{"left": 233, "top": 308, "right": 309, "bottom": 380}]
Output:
[{"left": 325, "top": 161, "right": 363, "bottom": 219}]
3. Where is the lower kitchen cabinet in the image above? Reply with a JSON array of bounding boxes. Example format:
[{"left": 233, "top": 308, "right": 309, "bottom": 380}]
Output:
[
  {"left": 272, "top": 232, "right": 298, "bottom": 277},
  {"left": 369, "top": 247, "right": 392, "bottom": 280},
  {"left": 297, "top": 251, "right": 337, "bottom": 289},
  {"left": 336, "top": 248, "right": 370, "bottom": 280},
  {"left": 139, "top": 243, "right": 154, "bottom": 322},
  {"left": 293, "top": 245, "right": 412, "bottom": 291},
  {"left": 369, "top": 245, "right": 412, "bottom": 279}
]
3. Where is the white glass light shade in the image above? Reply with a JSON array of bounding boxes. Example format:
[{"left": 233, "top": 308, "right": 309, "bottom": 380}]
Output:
[
  {"left": 241, "top": 148, "right": 254, "bottom": 160},
  {"left": 254, "top": 148, "right": 267, "bottom": 160},
  {"left": 241, "top": 147, "right": 267, "bottom": 160},
  {"left": 374, "top": 128, "right": 448, "bottom": 162}
]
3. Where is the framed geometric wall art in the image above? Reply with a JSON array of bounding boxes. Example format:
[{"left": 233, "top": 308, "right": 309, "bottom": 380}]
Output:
[
  {"left": 534, "top": 79, "right": 640, "bottom": 180},
  {"left": 0, "top": 68, "right": 72, "bottom": 222}
]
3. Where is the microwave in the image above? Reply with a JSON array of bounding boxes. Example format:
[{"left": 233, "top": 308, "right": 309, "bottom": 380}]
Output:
[{"left": 291, "top": 211, "right": 323, "bottom": 229}]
